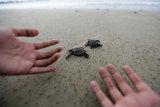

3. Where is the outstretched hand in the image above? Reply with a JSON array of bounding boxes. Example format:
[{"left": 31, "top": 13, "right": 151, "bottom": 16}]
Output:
[
  {"left": 90, "top": 64, "right": 160, "bottom": 107},
  {"left": 0, "top": 27, "right": 63, "bottom": 75}
]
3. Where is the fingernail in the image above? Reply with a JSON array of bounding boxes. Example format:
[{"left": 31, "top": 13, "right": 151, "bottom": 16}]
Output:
[
  {"left": 123, "top": 65, "right": 129, "bottom": 69},
  {"left": 33, "top": 30, "right": 39, "bottom": 35},
  {"left": 99, "top": 67, "right": 105, "bottom": 71},
  {"left": 59, "top": 46, "right": 64, "bottom": 50},
  {"left": 55, "top": 53, "right": 60, "bottom": 57},
  {"left": 90, "top": 80, "right": 96, "bottom": 85},
  {"left": 107, "top": 64, "right": 113, "bottom": 68}
]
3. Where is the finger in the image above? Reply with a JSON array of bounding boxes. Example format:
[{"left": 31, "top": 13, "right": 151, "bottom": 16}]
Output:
[
  {"left": 12, "top": 28, "right": 39, "bottom": 37},
  {"left": 34, "top": 53, "right": 60, "bottom": 67},
  {"left": 36, "top": 47, "right": 63, "bottom": 60},
  {"left": 107, "top": 64, "right": 133, "bottom": 95},
  {"left": 99, "top": 67, "right": 123, "bottom": 102},
  {"left": 30, "top": 66, "right": 55, "bottom": 74},
  {"left": 90, "top": 81, "right": 113, "bottom": 107},
  {"left": 34, "top": 39, "right": 59, "bottom": 50},
  {"left": 123, "top": 65, "right": 150, "bottom": 92}
]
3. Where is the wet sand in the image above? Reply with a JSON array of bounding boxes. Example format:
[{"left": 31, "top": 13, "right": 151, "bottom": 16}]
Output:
[{"left": 0, "top": 9, "right": 160, "bottom": 107}]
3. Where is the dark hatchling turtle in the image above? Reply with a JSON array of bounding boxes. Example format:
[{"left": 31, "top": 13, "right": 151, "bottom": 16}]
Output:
[
  {"left": 85, "top": 39, "right": 102, "bottom": 48},
  {"left": 66, "top": 47, "right": 89, "bottom": 59}
]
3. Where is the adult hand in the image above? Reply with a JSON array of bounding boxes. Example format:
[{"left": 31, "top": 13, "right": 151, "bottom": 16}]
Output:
[
  {"left": 90, "top": 64, "right": 160, "bottom": 107},
  {"left": 0, "top": 27, "right": 63, "bottom": 75}
]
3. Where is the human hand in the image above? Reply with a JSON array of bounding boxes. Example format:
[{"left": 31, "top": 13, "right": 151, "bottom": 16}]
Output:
[
  {"left": 0, "top": 27, "right": 63, "bottom": 75},
  {"left": 90, "top": 64, "right": 160, "bottom": 107}
]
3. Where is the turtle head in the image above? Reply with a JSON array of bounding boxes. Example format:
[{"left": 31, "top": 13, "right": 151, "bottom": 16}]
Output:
[
  {"left": 80, "top": 47, "right": 84, "bottom": 49},
  {"left": 69, "top": 49, "right": 73, "bottom": 52},
  {"left": 96, "top": 40, "right": 100, "bottom": 42}
]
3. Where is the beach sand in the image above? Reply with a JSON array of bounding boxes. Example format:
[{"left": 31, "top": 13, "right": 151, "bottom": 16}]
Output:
[{"left": 0, "top": 9, "right": 160, "bottom": 107}]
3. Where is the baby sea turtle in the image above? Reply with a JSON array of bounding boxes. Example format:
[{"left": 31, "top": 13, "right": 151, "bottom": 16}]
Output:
[
  {"left": 85, "top": 39, "right": 102, "bottom": 48},
  {"left": 66, "top": 47, "right": 89, "bottom": 59}
]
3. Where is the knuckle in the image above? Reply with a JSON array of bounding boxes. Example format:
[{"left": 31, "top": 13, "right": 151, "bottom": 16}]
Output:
[
  {"left": 25, "top": 29, "right": 30, "bottom": 36},
  {"left": 43, "top": 42, "right": 49, "bottom": 46},
  {"left": 114, "top": 74, "right": 124, "bottom": 83},
  {"left": 130, "top": 74, "right": 141, "bottom": 83},
  {"left": 105, "top": 79, "right": 114, "bottom": 89}
]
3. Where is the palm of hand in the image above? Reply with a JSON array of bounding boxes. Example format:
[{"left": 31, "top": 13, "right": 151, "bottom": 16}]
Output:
[
  {"left": 0, "top": 28, "right": 62, "bottom": 75},
  {"left": 115, "top": 91, "right": 159, "bottom": 107},
  {"left": 0, "top": 38, "right": 36, "bottom": 74}
]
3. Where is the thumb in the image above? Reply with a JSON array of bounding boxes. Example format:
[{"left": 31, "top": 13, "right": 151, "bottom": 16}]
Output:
[{"left": 12, "top": 28, "right": 39, "bottom": 37}]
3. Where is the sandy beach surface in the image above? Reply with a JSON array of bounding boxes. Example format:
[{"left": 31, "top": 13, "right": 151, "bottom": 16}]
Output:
[{"left": 0, "top": 9, "right": 160, "bottom": 107}]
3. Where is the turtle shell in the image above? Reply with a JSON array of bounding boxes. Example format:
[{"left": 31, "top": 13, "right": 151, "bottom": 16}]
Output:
[
  {"left": 72, "top": 48, "right": 86, "bottom": 56},
  {"left": 88, "top": 40, "right": 100, "bottom": 46}
]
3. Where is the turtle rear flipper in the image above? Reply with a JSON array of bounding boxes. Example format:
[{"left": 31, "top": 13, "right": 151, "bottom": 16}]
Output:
[
  {"left": 85, "top": 41, "right": 89, "bottom": 47},
  {"left": 66, "top": 53, "right": 72, "bottom": 59}
]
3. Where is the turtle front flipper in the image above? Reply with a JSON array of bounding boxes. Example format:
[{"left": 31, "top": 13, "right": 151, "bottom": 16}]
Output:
[
  {"left": 99, "top": 44, "right": 102, "bottom": 47},
  {"left": 90, "top": 46, "right": 95, "bottom": 49},
  {"left": 85, "top": 41, "right": 89, "bottom": 47},
  {"left": 66, "top": 53, "right": 72, "bottom": 59},
  {"left": 84, "top": 53, "right": 89, "bottom": 58}
]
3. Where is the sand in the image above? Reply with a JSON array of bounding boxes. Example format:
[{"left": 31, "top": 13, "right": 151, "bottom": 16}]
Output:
[{"left": 0, "top": 9, "right": 160, "bottom": 107}]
